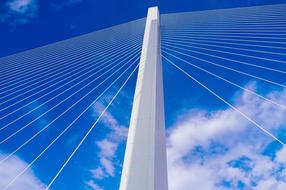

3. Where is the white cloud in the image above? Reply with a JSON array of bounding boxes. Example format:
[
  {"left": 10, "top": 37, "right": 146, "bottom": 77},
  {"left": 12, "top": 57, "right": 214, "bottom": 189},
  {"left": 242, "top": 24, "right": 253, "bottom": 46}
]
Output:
[
  {"left": 1, "top": 0, "right": 38, "bottom": 25},
  {"left": 86, "top": 180, "right": 104, "bottom": 190},
  {"left": 90, "top": 168, "right": 107, "bottom": 180},
  {"left": 276, "top": 147, "right": 286, "bottom": 165},
  {"left": 0, "top": 154, "right": 47, "bottom": 190},
  {"left": 93, "top": 101, "right": 128, "bottom": 140},
  {"left": 97, "top": 139, "right": 118, "bottom": 158},
  {"left": 167, "top": 83, "right": 286, "bottom": 190},
  {"left": 85, "top": 81, "right": 286, "bottom": 189},
  {"left": 87, "top": 100, "right": 129, "bottom": 182},
  {"left": 96, "top": 139, "right": 118, "bottom": 177},
  {"left": 8, "top": 0, "right": 35, "bottom": 14}
]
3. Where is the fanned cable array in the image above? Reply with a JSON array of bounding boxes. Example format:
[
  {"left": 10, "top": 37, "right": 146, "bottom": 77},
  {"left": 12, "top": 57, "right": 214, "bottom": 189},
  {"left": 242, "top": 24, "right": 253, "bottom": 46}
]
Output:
[
  {"left": 1, "top": 2, "right": 286, "bottom": 189},
  {"left": 0, "top": 18, "right": 145, "bottom": 189},
  {"left": 161, "top": 3, "right": 286, "bottom": 146}
]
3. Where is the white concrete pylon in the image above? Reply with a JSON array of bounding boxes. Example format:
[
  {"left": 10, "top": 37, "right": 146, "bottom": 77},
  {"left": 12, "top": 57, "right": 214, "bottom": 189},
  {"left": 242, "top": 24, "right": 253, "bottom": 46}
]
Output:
[{"left": 119, "top": 7, "right": 168, "bottom": 190}]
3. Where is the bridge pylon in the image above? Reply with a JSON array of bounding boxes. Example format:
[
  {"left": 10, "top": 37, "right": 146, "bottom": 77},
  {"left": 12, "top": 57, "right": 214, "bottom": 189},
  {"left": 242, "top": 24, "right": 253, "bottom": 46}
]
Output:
[{"left": 119, "top": 6, "right": 168, "bottom": 190}]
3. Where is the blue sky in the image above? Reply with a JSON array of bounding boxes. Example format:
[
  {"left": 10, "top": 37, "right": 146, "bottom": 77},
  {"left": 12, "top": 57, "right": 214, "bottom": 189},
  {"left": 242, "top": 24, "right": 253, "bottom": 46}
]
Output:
[
  {"left": 1, "top": 0, "right": 286, "bottom": 190},
  {"left": 1, "top": 0, "right": 286, "bottom": 57}
]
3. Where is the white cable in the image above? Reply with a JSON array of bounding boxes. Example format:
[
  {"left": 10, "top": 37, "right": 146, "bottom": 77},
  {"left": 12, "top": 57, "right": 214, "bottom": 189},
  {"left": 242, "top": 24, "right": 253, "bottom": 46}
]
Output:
[
  {"left": 162, "top": 45, "right": 286, "bottom": 88},
  {"left": 0, "top": 37, "right": 141, "bottom": 109},
  {"left": 0, "top": 42, "right": 141, "bottom": 121},
  {"left": 163, "top": 55, "right": 286, "bottom": 147},
  {"left": 0, "top": 19, "right": 144, "bottom": 72},
  {"left": 163, "top": 49, "right": 286, "bottom": 110},
  {"left": 0, "top": 51, "right": 140, "bottom": 163},
  {"left": 2, "top": 55, "right": 140, "bottom": 190},
  {"left": 161, "top": 35, "right": 286, "bottom": 49},
  {"left": 162, "top": 36, "right": 286, "bottom": 57},
  {"left": 162, "top": 39, "right": 286, "bottom": 65},
  {"left": 161, "top": 32, "right": 286, "bottom": 40},
  {"left": 45, "top": 59, "right": 139, "bottom": 190},
  {"left": 0, "top": 44, "right": 141, "bottom": 128},
  {"left": 0, "top": 34, "right": 142, "bottom": 92},
  {"left": 161, "top": 42, "right": 286, "bottom": 74},
  {"left": 0, "top": 49, "right": 140, "bottom": 144}
]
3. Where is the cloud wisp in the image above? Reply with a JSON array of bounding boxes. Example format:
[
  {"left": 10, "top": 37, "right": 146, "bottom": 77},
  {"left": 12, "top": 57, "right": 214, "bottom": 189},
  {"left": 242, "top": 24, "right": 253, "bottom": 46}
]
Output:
[
  {"left": 167, "top": 82, "right": 286, "bottom": 190},
  {"left": 1, "top": 0, "right": 39, "bottom": 25},
  {"left": 83, "top": 81, "right": 286, "bottom": 190},
  {"left": 86, "top": 180, "right": 104, "bottom": 190},
  {"left": 86, "top": 95, "right": 129, "bottom": 190},
  {"left": 0, "top": 153, "right": 47, "bottom": 190}
]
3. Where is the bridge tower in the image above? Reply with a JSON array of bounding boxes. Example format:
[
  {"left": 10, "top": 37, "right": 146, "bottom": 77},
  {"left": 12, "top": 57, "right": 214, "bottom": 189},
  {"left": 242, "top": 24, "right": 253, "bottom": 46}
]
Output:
[{"left": 119, "top": 7, "right": 168, "bottom": 190}]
